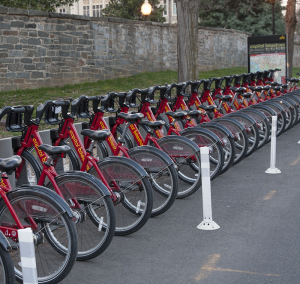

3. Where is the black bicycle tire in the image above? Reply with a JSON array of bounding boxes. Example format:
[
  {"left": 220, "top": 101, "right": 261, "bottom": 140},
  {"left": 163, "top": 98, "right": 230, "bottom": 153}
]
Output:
[{"left": 0, "top": 244, "right": 15, "bottom": 284}]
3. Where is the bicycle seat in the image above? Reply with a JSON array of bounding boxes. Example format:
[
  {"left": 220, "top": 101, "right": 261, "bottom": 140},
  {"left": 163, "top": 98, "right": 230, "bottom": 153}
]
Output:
[
  {"left": 262, "top": 86, "right": 271, "bottom": 91},
  {"left": 273, "top": 86, "right": 281, "bottom": 91},
  {"left": 265, "top": 81, "right": 278, "bottom": 86},
  {"left": 187, "top": 110, "right": 202, "bottom": 118},
  {"left": 296, "top": 73, "right": 300, "bottom": 76},
  {"left": 230, "top": 87, "right": 246, "bottom": 93},
  {"left": 215, "top": 94, "right": 232, "bottom": 102},
  {"left": 249, "top": 86, "right": 263, "bottom": 92},
  {"left": 239, "top": 92, "right": 252, "bottom": 98},
  {"left": 282, "top": 84, "right": 288, "bottom": 88},
  {"left": 165, "top": 111, "right": 187, "bottom": 120},
  {"left": 39, "top": 144, "right": 71, "bottom": 156},
  {"left": 139, "top": 120, "right": 165, "bottom": 129},
  {"left": 81, "top": 129, "right": 111, "bottom": 141},
  {"left": 0, "top": 155, "right": 22, "bottom": 173},
  {"left": 198, "top": 105, "right": 217, "bottom": 112},
  {"left": 117, "top": 112, "right": 144, "bottom": 123}
]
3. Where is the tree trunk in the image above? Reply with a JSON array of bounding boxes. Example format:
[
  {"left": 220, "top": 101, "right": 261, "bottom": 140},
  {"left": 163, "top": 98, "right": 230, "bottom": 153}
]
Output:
[
  {"left": 176, "top": 0, "right": 200, "bottom": 82},
  {"left": 285, "top": 0, "right": 297, "bottom": 77}
]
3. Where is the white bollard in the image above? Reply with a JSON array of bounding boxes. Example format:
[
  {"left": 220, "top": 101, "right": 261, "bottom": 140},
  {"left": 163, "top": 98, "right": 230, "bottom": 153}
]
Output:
[
  {"left": 197, "top": 147, "right": 220, "bottom": 230},
  {"left": 18, "top": 228, "right": 38, "bottom": 284},
  {"left": 265, "top": 116, "right": 281, "bottom": 174}
]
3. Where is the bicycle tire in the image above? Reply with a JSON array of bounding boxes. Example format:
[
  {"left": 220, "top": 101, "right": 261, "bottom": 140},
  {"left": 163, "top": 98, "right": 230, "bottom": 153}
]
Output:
[
  {"left": 197, "top": 122, "right": 236, "bottom": 175},
  {"left": 88, "top": 156, "right": 153, "bottom": 235},
  {"left": 213, "top": 117, "right": 249, "bottom": 165},
  {"left": 238, "top": 108, "right": 270, "bottom": 150},
  {"left": 0, "top": 187, "right": 78, "bottom": 284},
  {"left": 16, "top": 149, "right": 42, "bottom": 187},
  {"left": 45, "top": 172, "right": 116, "bottom": 261},
  {"left": 0, "top": 238, "right": 15, "bottom": 284},
  {"left": 179, "top": 128, "right": 224, "bottom": 180},
  {"left": 250, "top": 104, "right": 283, "bottom": 138},
  {"left": 226, "top": 113, "right": 259, "bottom": 157},
  {"left": 132, "top": 123, "right": 201, "bottom": 198},
  {"left": 269, "top": 99, "right": 294, "bottom": 130}
]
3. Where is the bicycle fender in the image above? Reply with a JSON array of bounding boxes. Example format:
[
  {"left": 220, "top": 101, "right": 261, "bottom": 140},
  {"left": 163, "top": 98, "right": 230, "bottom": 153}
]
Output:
[
  {"left": 250, "top": 104, "right": 277, "bottom": 116},
  {"left": 156, "top": 135, "right": 200, "bottom": 154},
  {"left": 13, "top": 185, "right": 74, "bottom": 218},
  {"left": 57, "top": 171, "right": 111, "bottom": 197},
  {"left": 239, "top": 108, "right": 268, "bottom": 120},
  {"left": 97, "top": 155, "right": 149, "bottom": 178},
  {"left": 0, "top": 231, "right": 11, "bottom": 251},
  {"left": 116, "top": 126, "right": 133, "bottom": 148},
  {"left": 128, "top": 145, "right": 175, "bottom": 166},
  {"left": 213, "top": 117, "right": 246, "bottom": 130},
  {"left": 196, "top": 122, "right": 234, "bottom": 138},
  {"left": 227, "top": 112, "right": 256, "bottom": 124},
  {"left": 179, "top": 127, "right": 222, "bottom": 144}
]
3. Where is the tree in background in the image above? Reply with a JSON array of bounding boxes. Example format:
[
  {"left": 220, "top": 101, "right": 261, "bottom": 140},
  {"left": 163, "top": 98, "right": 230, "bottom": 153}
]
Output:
[
  {"left": 103, "top": 0, "right": 165, "bottom": 23},
  {"left": 199, "top": 0, "right": 285, "bottom": 35},
  {"left": 0, "top": 0, "right": 77, "bottom": 12},
  {"left": 285, "top": 0, "right": 297, "bottom": 76},
  {"left": 177, "top": 0, "right": 200, "bottom": 82}
]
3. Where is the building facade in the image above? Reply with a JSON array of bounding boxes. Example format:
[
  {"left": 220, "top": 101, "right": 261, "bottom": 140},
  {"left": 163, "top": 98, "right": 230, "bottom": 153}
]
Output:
[{"left": 57, "top": 0, "right": 178, "bottom": 23}]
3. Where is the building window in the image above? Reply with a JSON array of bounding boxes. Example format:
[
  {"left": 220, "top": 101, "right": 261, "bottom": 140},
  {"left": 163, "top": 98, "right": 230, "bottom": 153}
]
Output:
[
  {"left": 100, "top": 5, "right": 103, "bottom": 16},
  {"left": 83, "top": 6, "right": 90, "bottom": 16},
  {"left": 163, "top": 0, "right": 167, "bottom": 15},
  {"left": 106, "top": 4, "right": 108, "bottom": 7},
  {"left": 59, "top": 8, "right": 66, "bottom": 14},
  {"left": 93, "top": 5, "right": 100, "bottom": 17},
  {"left": 173, "top": 2, "right": 177, "bottom": 15}
]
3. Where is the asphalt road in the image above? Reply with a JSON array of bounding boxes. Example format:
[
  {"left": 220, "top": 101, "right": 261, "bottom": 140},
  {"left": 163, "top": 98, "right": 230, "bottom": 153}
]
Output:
[{"left": 64, "top": 122, "right": 300, "bottom": 284}]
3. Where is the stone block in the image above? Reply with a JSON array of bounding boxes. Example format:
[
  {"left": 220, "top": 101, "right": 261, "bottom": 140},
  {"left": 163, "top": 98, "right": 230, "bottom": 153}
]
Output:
[
  {"left": 59, "top": 37, "right": 72, "bottom": 44},
  {"left": 28, "top": 9, "right": 49, "bottom": 17},
  {"left": 38, "top": 31, "right": 49, "bottom": 37},
  {"left": 64, "top": 73, "right": 75, "bottom": 78},
  {"left": 65, "top": 60, "right": 77, "bottom": 67},
  {"left": 5, "top": 73, "right": 16, "bottom": 78},
  {"left": 5, "top": 84, "right": 17, "bottom": 91},
  {"left": 29, "top": 31, "right": 37, "bottom": 37},
  {"left": 79, "top": 39, "right": 92, "bottom": 45},
  {"left": 36, "top": 46, "right": 46, "bottom": 57},
  {"left": 0, "top": 6, "right": 8, "bottom": 14},
  {"left": 7, "top": 7, "right": 28, "bottom": 15},
  {"left": 15, "top": 45, "right": 23, "bottom": 50},
  {"left": 11, "top": 21, "right": 25, "bottom": 28},
  {"left": 21, "top": 58, "right": 32, "bottom": 63},
  {"left": 28, "top": 38, "right": 41, "bottom": 45},
  {"left": 56, "top": 25, "right": 66, "bottom": 32},
  {"left": 31, "top": 71, "right": 43, "bottom": 79},
  {"left": 59, "top": 51, "right": 70, "bottom": 57},
  {"left": 9, "top": 50, "right": 24, "bottom": 57},
  {"left": 6, "top": 37, "right": 19, "bottom": 44},
  {"left": 8, "top": 63, "right": 23, "bottom": 72},
  {"left": 25, "top": 23, "right": 36, "bottom": 29},
  {"left": 36, "top": 63, "right": 46, "bottom": 70},
  {"left": 24, "top": 64, "right": 35, "bottom": 70}
]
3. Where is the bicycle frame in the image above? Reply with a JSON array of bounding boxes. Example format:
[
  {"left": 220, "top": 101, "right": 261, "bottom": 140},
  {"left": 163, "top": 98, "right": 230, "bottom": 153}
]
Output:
[{"left": 0, "top": 174, "right": 38, "bottom": 240}]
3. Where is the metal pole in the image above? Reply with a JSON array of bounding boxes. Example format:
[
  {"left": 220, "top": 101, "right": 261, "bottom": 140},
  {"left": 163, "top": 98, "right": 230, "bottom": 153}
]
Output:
[
  {"left": 272, "top": 2, "right": 275, "bottom": 35},
  {"left": 197, "top": 147, "right": 220, "bottom": 230}
]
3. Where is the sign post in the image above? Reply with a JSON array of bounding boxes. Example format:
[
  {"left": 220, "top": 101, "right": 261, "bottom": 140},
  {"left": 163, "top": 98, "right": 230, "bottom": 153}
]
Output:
[{"left": 248, "top": 35, "right": 287, "bottom": 81}]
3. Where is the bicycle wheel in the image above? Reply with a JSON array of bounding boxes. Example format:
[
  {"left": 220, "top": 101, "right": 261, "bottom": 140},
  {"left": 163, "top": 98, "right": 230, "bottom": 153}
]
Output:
[
  {"left": 28, "top": 140, "right": 80, "bottom": 175},
  {"left": 46, "top": 172, "right": 116, "bottom": 261},
  {"left": 260, "top": 102, "right": 287, "bottom": 136},
  {"left": 131, "top": 124, "right": 201, "bottom": 198},
  {"left": 104, "top": 126, "right": 179, "bottom": 210},
  {"left": 15, "top": 150, "right": 42, "bottom": 187},
  {"left": 0, "top": 187, "right": 78, "bottom": 284},
  {"left": 273, "top": 98, "right": 297, "bottom": 129},
  {"left": 250, "top": 104, "right": 282, "bottom": 138},
  {"left": 238, "top": 108, "right": 270, "bottom": 150},
  {"left": 226, "top": 113, "right": 259, "bottom": 157},
  {"left": 197, "top": 122, "right": 236, "bottom": 175},
  {"left": 88, "top": 156, "right": 153, "bottom": 235},
  {"left": 0, "top": 235, "right": 15, "bottom": 284},
  {"left": 213, "top": 117, "right": 249, "bottom": 165},
  {"left": 269, "top": 99, "right": 294, "bottom": 131},
  {"left": 179, "top": 128, "right": 224, "bottom": 180},
  {"left": 127, "top": 146, "right": 179, "bottom": 212}
]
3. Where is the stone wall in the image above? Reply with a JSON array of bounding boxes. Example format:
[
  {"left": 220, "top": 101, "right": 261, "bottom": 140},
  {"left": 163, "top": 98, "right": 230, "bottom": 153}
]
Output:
[
  {"left": 0, "top": 6, "right": 250, "bottom": 91},
  {"left": 293, "top": 43, "right": 300, "bottom": 69}
]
